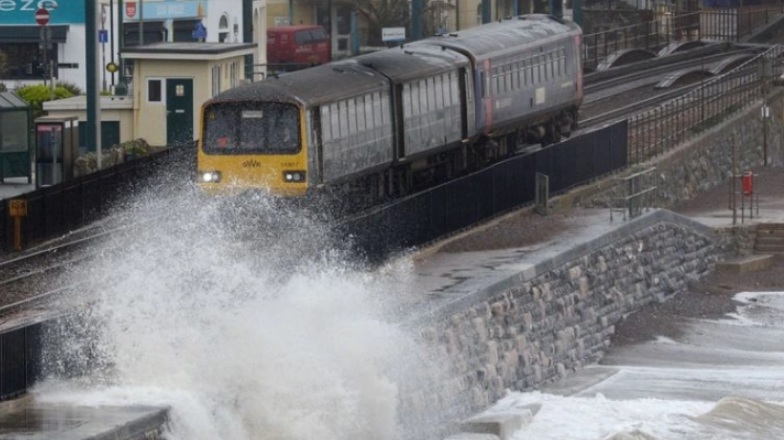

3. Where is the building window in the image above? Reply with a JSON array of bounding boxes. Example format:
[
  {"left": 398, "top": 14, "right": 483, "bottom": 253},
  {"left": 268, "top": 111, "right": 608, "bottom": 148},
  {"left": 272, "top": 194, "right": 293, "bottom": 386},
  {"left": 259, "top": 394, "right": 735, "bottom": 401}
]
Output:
[{"left": 148, "top": 79, "right": 162, "bottom": 102}]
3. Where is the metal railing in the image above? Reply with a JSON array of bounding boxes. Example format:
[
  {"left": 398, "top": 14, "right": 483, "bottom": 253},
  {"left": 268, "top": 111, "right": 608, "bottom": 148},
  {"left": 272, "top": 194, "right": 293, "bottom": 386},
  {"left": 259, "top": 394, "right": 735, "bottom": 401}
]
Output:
[
  {"left": 583, "top": 7, "right": 784, "bottom": 70},
  {"left": 628, "top": 45, "right": 784, "bottom": 165}
]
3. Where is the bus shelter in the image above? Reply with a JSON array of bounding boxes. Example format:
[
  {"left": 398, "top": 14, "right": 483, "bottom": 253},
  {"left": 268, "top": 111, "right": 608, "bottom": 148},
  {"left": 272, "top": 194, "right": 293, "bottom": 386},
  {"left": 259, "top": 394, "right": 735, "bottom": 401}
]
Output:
[{"left": 0, "top": 92, "right": 32, "bottom": 184}]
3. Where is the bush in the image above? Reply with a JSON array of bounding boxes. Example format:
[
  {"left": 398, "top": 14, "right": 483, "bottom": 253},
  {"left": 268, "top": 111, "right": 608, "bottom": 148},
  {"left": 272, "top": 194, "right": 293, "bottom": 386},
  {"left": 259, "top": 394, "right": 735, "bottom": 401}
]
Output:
[
  {"left": 16, "top": 83, "right": 76, "bottom": 118},
  {"left": 56, "top": 81, "right": 83, "bottom": 96}
]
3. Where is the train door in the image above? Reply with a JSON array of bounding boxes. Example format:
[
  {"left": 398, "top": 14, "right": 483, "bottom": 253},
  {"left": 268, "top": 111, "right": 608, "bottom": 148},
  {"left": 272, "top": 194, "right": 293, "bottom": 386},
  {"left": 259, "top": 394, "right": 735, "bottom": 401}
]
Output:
[{"left": 166, "top": 78, "right": 194, "bottom": 147}]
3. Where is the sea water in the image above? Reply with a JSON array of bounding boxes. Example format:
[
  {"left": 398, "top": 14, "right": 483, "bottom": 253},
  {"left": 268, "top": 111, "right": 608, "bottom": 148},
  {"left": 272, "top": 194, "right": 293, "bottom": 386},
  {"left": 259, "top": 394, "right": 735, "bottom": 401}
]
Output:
[{"left": 30, "top": 183, "right": 784, "bottom": 439}]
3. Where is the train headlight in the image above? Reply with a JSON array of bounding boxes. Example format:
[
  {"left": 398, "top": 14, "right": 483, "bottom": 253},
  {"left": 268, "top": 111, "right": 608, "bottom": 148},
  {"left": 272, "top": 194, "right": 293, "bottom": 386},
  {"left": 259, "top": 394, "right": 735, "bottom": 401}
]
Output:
[
  {"left": 283, "top": 170, "right": 306, "bottom": 183},
  {"left": 201, "top": 171, "right": 221, "bottom": 183}
]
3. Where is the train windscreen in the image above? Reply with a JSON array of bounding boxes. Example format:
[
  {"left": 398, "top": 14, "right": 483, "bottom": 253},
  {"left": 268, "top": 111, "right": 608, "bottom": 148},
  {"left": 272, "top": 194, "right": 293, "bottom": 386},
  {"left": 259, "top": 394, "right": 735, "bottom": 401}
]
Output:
[{"left": 203, "top": 102, "right": 300, "bottom": 154}]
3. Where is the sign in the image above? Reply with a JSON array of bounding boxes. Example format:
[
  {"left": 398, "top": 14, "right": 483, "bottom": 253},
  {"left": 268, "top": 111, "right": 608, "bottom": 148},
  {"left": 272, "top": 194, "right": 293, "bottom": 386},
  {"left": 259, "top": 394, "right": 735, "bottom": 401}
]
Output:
[
  {"left": 0, "top": 1, "right": 83, "bottom": 25},
  {"left": 34, "top": 7, "right": 48, "bottom": 25},
  {"left": 125, "top": 1, "right": 136, "bottom": 18},
  {"left": 123, "top": 1, "right": 208, "bottom": 22},
  {"left": 98, "top": 29, "right": 108, "bottom": 43},
  {"left": 192, "top": 21, "right": 206, "bottom": 40},
  {"left": 382, "top": 27, "right": 406, "bottom": 43},
  {"left": 9, "top": 199, "right": 27, "bottom": 217}
]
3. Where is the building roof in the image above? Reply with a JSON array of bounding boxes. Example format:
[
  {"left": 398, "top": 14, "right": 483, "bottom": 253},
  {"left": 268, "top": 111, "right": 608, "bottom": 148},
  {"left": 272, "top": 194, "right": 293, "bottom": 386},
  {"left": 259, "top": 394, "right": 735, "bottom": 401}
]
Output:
[
  {"left": 0, "top": 92, "right": 28, "bottom": 111},
  {"left": 121, "top": 42, "right": 256, "bottom": 61}
]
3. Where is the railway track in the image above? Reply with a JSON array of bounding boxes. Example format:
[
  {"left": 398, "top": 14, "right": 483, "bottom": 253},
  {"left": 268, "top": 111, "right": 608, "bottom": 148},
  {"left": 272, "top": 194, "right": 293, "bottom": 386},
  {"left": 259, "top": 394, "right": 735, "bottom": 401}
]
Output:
[
  {"left": 0, "top": 44, "right": 770, "bottom": 314},
  {"left": 580, "top": 45, "right": 762, "bottom": 129},
  {"left": 0, "top": 224, "right": 124, "bottom": 317}
]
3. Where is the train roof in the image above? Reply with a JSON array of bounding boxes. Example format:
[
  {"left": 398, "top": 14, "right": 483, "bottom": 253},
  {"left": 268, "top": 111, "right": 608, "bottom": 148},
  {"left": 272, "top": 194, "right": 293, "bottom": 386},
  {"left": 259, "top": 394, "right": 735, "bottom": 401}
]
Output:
[
  {"left": 354, "top": 43, "right": 470, "bottom": 82},
  {"left": 421, "top": 14, "right": 581, "bottom": 60},
  {"left": 207, "top": 60, "right": 387, "bottom": 107}
]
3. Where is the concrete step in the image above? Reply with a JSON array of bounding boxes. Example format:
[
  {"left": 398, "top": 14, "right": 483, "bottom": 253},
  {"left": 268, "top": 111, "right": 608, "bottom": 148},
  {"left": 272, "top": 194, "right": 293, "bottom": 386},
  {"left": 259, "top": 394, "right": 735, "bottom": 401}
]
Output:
[
  {"left": 754, "top": 224, "right": 784, "bottom": 254},
  {"left": 716, "top": 254, "right": 775, "bottom": 273},
  {"left": 754, "top": 245, "right": 784, "bottom": 254}
]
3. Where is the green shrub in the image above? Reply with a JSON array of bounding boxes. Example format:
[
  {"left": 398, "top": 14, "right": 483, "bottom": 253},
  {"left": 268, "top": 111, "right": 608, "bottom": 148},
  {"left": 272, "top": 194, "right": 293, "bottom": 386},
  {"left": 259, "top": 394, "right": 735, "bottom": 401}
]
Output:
[
  {"left": 15, "top": 83, "right": 75, "bottom": 118},
  {"left": 56, "top": 81, "right": 83, "bottom": 96}
]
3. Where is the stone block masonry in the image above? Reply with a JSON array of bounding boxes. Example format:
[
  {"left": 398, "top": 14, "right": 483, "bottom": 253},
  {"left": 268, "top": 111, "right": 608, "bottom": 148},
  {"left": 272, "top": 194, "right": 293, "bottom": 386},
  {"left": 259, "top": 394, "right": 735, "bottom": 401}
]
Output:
[{"left": 413, "top": 210, "right": 735, "bottom": 421}]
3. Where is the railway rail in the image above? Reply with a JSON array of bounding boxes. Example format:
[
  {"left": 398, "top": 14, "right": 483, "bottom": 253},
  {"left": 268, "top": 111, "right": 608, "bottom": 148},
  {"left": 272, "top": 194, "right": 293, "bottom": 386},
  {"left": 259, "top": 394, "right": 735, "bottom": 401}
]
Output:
[{"left": 1, "top": 43, "right": 774, "bottom": 315}]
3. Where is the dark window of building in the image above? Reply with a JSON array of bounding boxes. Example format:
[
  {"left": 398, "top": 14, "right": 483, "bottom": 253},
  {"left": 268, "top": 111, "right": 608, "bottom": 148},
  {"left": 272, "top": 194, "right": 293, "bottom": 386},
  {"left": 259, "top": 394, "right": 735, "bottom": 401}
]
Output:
[
  {"left": 148, "top": 79, "right": 162, "bottom": 102},
  {"left": 124, "top": 21, "right": 167, "bottom": 46},
  {"left": 0, "top": 43, "right": 58, "bottom": 80}
]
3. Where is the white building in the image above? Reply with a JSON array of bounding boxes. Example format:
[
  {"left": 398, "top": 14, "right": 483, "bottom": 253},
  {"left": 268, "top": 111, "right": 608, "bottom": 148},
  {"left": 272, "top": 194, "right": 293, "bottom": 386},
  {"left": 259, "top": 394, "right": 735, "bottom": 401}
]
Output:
[{"left": 0, "top": 0, "right": 263, "bottom": 93}]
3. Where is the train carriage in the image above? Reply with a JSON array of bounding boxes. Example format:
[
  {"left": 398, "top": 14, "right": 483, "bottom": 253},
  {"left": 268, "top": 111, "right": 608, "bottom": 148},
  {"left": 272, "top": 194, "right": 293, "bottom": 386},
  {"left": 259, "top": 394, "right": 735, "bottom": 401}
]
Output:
[
  {"left": 422, "top": 14, "right": 582, "bottom": 145},
  {"left": 199, "top": 60, "right": 393, "bottom": 196}
]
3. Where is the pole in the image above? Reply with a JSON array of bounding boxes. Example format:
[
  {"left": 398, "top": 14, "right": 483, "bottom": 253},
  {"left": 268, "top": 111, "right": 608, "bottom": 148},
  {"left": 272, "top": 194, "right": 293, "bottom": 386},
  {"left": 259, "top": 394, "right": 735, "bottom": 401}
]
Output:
[
  {"left": 456, "top": 0, "right": 461, "bottom": 30},
  {"left": 101, "top": 5, "right": 107, "bottom": 92},
  {"left": 350, "top": 11, "right": 359, "bottom": 55},
  {"left": 110, "top": 0, "right": 115, "bottom": 87},
  {"left": 118, "top": 0, "right": 125, "bottom": 91},
  {"left": 139, "top": 0, "right": 144, "bottom": 45},
  {"left": 412, "top": 0, "right": 422, "bottom": 40},
  {"left": 86, "top": 0, "right": 102, "bottom": 168}
]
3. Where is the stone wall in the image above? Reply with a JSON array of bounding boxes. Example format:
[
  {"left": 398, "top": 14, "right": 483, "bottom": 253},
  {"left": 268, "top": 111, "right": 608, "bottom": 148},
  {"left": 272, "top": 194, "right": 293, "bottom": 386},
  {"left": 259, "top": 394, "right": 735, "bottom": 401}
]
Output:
[
  {"left": 413, "top": 211, "right": 734, "bottom": 424},
  {"left": 407, "top": 89, "right": 784, "bottom": 438}
]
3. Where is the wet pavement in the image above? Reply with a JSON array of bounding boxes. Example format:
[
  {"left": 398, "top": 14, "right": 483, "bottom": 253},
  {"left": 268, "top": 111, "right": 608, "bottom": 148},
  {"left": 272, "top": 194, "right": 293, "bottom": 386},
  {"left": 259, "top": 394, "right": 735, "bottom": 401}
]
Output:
[{"left": 0, "top": 398, "right": 167, "bottom": 440}]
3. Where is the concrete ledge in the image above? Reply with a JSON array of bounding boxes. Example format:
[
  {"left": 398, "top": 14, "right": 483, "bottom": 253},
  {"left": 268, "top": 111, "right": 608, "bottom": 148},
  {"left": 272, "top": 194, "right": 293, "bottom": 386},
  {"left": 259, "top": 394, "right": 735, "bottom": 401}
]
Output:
[
  {"left": 716, "top": 254, "right": 774, "bottom": 274},
  {"left": 459, "top": 404, "right": 541, "bottom": 440},
  {"left": 443, "top": 434, "right": 500, "bottom": 440}
]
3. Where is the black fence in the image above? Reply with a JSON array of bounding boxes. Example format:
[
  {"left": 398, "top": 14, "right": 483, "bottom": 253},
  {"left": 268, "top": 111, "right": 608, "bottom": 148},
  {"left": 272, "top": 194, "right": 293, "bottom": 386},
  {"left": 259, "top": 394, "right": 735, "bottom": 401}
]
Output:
[
  {"left": 338, "top": 121, "right": 628, "bottom": 262},
  {"left": 0, "top": 144, "right": 196, "bottom": 254},
  {"left": 0, "top": 323, "right": 41, "bottom": 401}
]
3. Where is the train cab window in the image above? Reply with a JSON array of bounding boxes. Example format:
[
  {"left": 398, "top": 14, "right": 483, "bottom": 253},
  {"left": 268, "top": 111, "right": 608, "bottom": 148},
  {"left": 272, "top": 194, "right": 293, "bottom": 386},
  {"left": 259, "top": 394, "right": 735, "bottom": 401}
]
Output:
[{"left": 202, "top": 102, "right": 300, "bottom": 154}]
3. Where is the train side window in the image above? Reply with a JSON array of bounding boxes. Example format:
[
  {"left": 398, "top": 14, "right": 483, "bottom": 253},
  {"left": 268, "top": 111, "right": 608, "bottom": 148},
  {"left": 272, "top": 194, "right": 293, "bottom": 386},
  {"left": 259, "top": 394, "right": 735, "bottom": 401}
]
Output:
[
  {"left": 329, "top": 103, "right": 339, "bottom": 140},
  {"left": 364, "top": 96, "right": 373, "bottom": 130},
  {"left": 428, "top": 77, "right": 437, "bottom": 111},
  {"left": 537, "top": 56, "right": 543, "bottom": 84},
  {"left": 374, "top": 92, "right": 384, "bottom": 127},
  {"left": 356, "top": 96, "right": 366, "bottom": 132},
  {"left": 560, "top": 48, "right": 566, "bottom": 76},
  {"left": 442, "top": 73, "right": 451, "bottom": 107},
  {"left": 518, "top": 61, "right": 524, "bottom": 89},
  {"left": 421, "top": 79, "right": 429, "bottom": 113},
  {"left": 380, "top": 91, "right": 390, "bottom": 126},
  {"left": 434, "top": 76, "right": 443, "bottom": 109},
  {"left": 403, "top": 83, "right": 412, "bottom": 117},
  {"left": 420, "top": 80, "right": 428, "bottom": 113},
  {"left": 347, "top": 99, "right": 357, "bottom": 135},
  {"left": 340, "top": 101, "right": 350, "bottom": 137},
  {"left": 321, "top": 106, "right": 331, "bottom": 142},
  {"left": 549, "top": 52, "right": 555, "bottom": 80},
  {"left": 415, "top": 81, "right": 423, "bottom": 115}
]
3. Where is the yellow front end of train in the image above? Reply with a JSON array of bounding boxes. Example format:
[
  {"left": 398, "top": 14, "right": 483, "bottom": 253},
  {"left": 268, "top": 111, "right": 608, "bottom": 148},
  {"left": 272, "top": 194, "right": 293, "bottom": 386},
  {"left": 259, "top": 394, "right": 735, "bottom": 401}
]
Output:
[{"left": 197, "top": 101, "right": 309, "bottom": 197}]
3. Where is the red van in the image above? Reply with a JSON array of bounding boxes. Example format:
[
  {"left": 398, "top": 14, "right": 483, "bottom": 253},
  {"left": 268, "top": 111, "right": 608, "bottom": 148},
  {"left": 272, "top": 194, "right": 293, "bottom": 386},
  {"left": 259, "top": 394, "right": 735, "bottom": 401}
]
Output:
[{"left": 267, "top": 25, "right": 331, "bottom": 70}]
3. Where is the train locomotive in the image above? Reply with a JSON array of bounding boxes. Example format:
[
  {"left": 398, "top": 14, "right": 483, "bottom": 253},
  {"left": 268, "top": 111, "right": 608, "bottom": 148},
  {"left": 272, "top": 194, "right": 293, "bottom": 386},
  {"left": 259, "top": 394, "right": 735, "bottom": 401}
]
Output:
[{"left": 197, "top": 14, "right": 583, "bottom": 202}]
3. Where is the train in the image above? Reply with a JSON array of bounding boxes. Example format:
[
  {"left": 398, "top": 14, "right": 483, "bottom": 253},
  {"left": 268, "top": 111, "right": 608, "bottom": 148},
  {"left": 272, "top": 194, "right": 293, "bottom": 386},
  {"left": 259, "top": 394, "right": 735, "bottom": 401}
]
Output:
[{"left": 197, "top": 14, "right": 583, "bottom": 203}]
